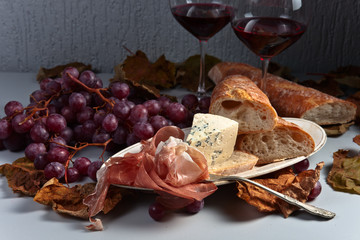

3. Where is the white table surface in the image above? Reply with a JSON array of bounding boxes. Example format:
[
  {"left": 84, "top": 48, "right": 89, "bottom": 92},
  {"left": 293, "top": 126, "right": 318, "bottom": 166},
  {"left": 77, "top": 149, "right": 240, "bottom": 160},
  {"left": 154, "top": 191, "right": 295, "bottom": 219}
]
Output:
[{"left": 0, "top": 72, "right": 359, "bottom": 240}]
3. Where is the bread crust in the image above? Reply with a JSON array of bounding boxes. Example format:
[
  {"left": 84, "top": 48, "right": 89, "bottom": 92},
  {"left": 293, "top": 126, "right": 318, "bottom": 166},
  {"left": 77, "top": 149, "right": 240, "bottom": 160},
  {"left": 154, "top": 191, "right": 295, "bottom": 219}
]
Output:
[
  {"left": 209, "top": 75, "right": 278, "bottom": 134},
  {"left": 236, "top": 118, "right": 315, "bottom": 165},
  {"left": 208, "top": 62, "right": 357, "bottom": 125}
]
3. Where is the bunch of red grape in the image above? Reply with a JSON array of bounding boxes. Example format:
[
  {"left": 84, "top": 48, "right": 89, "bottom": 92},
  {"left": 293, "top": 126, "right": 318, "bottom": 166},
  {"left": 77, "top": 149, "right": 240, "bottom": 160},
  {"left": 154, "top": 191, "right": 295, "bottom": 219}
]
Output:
[
  {"left": 0, "top": 67, "right": 211, "bottom": 183},
  {"left": 293, "top": 159, "right": 322, "bottom": 201}
]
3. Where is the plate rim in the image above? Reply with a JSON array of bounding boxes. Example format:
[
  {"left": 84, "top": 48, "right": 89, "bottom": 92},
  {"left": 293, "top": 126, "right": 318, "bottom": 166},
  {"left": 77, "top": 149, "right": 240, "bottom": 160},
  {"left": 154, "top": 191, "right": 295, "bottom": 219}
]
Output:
[{"left": 107, "top": 117, "right": 327, "bottom": 191}]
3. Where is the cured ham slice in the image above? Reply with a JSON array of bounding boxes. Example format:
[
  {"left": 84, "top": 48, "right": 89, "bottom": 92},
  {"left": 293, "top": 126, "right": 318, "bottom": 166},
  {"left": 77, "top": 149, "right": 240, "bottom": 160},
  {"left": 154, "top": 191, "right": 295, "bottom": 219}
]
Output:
[{"left": 83, "top": 126, "right": 217, "bottom": 230}]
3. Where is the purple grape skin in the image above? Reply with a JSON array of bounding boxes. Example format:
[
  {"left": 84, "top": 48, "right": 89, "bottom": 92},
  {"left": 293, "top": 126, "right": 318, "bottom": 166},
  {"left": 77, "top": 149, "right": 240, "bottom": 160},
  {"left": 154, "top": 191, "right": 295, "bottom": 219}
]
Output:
[
  {"left": 112, "top": 125, "right": 128, "bottom": 145},
  {"left": 113, "top": 101, "right": 131, "bottom": 120},
  {"left": 69, "top": 92, "right": 86, "bottom": 112},
  {"left": 66, "top": 167, "right": 80, "bottom": 183},
  {"left": 199, "top": 96, "right": 211, "bottom": 112},
  {"left": 126, "top": 132, "right": 140, "bottom": 146},
  {"left": 0, "top": 119, "right": 13, "bottom": 139},
  {"left": 47, "top": 147, "right": 70, "bottom": 164},
  {"left": 2, "top": 133, "right": 26, "bottom": 151},
  {"left": 73, "top": 157, "right": 92, "bottom": 176},
  {"left": 149, "top": 115, "right": 169, "bottom": 132},
  {"left": 25, "top": 142, "right": 47, "bottom": 161},
  {"left": 186, "top": 199, "right": 204, "bottom": 214},
  {"left": 44, "top": 162, "right": 65, "bottom": 180},
  {"left": 45, "top": 81, "right": 61, "bottom": 95},
  {"left": 11, "top": 113, "right": 35, "bottom": 133},
  {"left": 4, "top": 101, "right": 24, "bottom": 117},
  {"left": 93, "top": 109, "right": 106, "bottom": 126},
  {"left": 30, "top": 122, "right": 50, "bottom": 143},
  {"left": 60, "top": 127, "right": 74, "bottom": 143},
  {"left": 62, "top": 67, "right": 79, "bottom": 90},
  {"left": 148, "top": 202, "right": 166, "bottom": 221},
  {"left": 157, "top": 96, "right": 171, "bottom": 111},
  {"left": 181, "top": 94, "right": 199, "bottom": 111},
  {"left": 166, "top": 102, "right": 188, "bottom": 124},
  {"left": 111, "top": 82, "right": 130, "bottom": 99},
  {"left": 87, "top": 161, "right": 103, "bottom": 181},
  {"left": 49, "top": 136, "right": 67, "bottom": 149},
  {"left": 307, "top": 181, "right": 322, "bottom": 201},
  {"left": 79, "top": 70, "right": 96, "bottom": 87},
  {"left": 128, "top": 104, "right": 148, "bottom": 125},
  {"left": 76, "top": 106, "right": 94, "bottom": 124},
  {"left": 30, "top": 90, "right": 47, "bottom": 103},
  {"left": 293, "top": 159, "right": 310, "bottom": 173},
  {"left": 92, "top": 131, "right": 111, "bottom": 143},
  {"left": 133, "top": 122, "right": 154, "bottom": 140},
  {"left": 61, "top": 106, "right": 75, "bottom": 123},
  {"left": 93, "top": 78, "right": 103, "bottom": 89},
  {"left": 82, "top": 120, "right": 97, "bottom": 141},
  {"left": 34, "top": 153, "right": 49, "bottom": 170},
  {"left": 46, "top": 113, "right": 67, "bottom": 133},
  {"left": 102, "top": 113, "right": 118, "bottom": 133},
  {"left": 143, "top": 100, "right": 161, "bottom": 116},
  {"left": 40, "top": 78, "right": 53, "bottom": 91}
]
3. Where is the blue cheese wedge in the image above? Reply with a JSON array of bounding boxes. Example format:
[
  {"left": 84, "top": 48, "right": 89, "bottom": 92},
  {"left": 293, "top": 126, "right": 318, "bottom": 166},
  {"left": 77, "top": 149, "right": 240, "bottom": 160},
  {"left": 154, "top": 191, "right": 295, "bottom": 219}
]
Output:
[{"left": 186, "top": 113, "right": 239, "bottom": 166}]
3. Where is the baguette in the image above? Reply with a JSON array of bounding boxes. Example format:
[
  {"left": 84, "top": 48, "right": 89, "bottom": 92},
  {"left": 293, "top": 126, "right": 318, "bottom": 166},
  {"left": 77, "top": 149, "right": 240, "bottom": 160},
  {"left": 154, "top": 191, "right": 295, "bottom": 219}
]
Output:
[
  {"left": 209, "top": 151, "right": 258, "bottom": 175},
  {"left": 209, "top": 75, "right": 278, "bottom": 134},
  {"left": 208, "top": 62, "right": 357, "bottom": 126},
  {"left": 236, "top": 118, "right": 315, "bottom": 165}
]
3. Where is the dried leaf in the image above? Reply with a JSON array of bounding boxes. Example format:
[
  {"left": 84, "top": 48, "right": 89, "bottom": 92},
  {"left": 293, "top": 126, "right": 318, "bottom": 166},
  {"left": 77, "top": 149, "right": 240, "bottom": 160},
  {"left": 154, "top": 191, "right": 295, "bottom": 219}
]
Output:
[
  {"left": 34, "top": 178, "right": 128, "bottom": 218},
  {"left": 237, "top": 162, "right": 324, "bottom": 217},
  {"left": 114, "top": 50, "right": 176, "bottom": 89},
  {"left": 0, "top": 157, "right": 47, "bottom": 196},
  {"left": 329, "top": 65, "right": 360, "bottom": 89},
  {"left": 36, "top": 62, "right": 92, "bottom": 82},
  {"left": 268, "top": 62, "right": 297, "bottom": 82},
  {"left": 301, "top": 78, "right": 344, "bottom": 97},
  {"left": 176, "top": 55, "right": 221, "bottom": 92},
  {"left": 322, "top": 121, "right": 354, "bottom": 136},
  {"left": 327, "top": 150, "right": 360, "bottom": 194},
  {"left": 347, "top": 92, "right": 360, "bottom": 124}
]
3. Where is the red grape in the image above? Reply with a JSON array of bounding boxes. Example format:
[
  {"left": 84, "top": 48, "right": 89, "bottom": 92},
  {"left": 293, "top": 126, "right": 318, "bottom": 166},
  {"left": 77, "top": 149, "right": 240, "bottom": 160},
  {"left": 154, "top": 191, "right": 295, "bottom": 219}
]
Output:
[
  {"left": 66, "top": 167, "right": 80, "bottom": 183},
  {"left": 113, "top": 101, "right": 131, "bottom": 120},
  {"left": 186, "top": 199, "right": 204, "bottom": 214},
  {"left": 149, "top": 115, "right": 169, "bottom": 132},
  {"left": 133, "top": 122, "right": 154, "bottom": 140},
  {"left": 44, "top": 162, "right": 65, "bottom": 180},
  {"left": 128, "top": 104, "right": 148, "bottom": 125},
  {"left": 74, "top": 157, "right": 91, "bottom": 176},
  {"left": 30, "top": 122, "right": 50, "bottom": 143},
  {"left": 110, "top": 82, "right": 130, "bottom": 99},
  {"left": 166, "top": 102, "right": 188, "bottom": 124},
  {"left": 34, "top": 153, "right": 49, "bottom": 170},
  {"left": 76, "top": 106, "right": 94, "bottom": 124},
  {"left": 25, "top": 142, "right": 46, "bottom": 161},
  {"left": 47, "top": 147, "right": 70, "bottom": 164},
  {"left": 307, "top": 181, "right": 322, "bottom": 201},
  {"left": 0, "top": 119, "right": 13, "bottom": 139},
  {"left": 181, "top": 94, "right": 198, "bottom": 111},
  {"left": 102, "top": 113, "right": 118, "bottom": 132},
  {"left": 49, "top": 136, "right": 67, "bottom": 149},
  {"left": 11, "top": 113, "right": 35, "bottom": 133},
  {"left": 69, "top": 92, "right": 86, "bottom": 111},
  {"left": 199, "top": 96, "right": 211, "bottom": 112},
  {"left": 143, "top": 100, "right": 161, "bottom": 116},
  {"left": 46, "top": 113, "right": 67, "bottom": 133},
  {"left": 4, "top": 101, "right": 23, "bottom": 117},
  {"left": 112, "top": 125, "right": 128, "bottom": 145},
  {"left": 87, "top": 161, "right": 103, "bottom": 181},
  {"left": 2, "top": 132, "right": 26, "bottom": 151},
  {"left": 293, "top": 158, "right": 310, "bottom": 173},
  {"left": 148, "top": 202, "right": 166, "bottom": 221},
  {"left": 79, "top": 70, "right": 96, "bottom": 87}
]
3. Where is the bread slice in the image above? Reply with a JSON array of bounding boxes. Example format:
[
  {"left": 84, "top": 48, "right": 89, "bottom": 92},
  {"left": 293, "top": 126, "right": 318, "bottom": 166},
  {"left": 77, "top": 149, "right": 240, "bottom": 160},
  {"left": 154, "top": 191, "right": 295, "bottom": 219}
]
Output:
[
  {"left": 209, "top": 151, "right": 258, "bottom": 175},
  {"left": 236, "top": 118, "right": 315, "bottom": 165},
  {"left": 209, "top": 75, "right": 278, "bottom": 134},
  {"left": 208, "top": 62, "right": 357, "bottom": 126}
]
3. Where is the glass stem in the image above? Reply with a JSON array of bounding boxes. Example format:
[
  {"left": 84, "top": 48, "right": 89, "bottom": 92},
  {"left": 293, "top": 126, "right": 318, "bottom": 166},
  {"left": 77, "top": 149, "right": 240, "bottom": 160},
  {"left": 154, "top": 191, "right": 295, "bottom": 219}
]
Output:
[
  {"left": 260, "top": 57, "right": 270, "bottom": 94},
  {"left": 197, "top": 40, "right": 207, "bottom": 98}
]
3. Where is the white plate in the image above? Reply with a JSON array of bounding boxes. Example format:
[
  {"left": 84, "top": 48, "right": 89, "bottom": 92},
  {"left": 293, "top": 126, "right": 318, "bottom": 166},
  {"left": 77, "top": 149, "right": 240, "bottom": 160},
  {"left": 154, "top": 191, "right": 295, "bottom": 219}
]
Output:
[{"left": 108, "top": 117, "right": 327, "bottom": 190}]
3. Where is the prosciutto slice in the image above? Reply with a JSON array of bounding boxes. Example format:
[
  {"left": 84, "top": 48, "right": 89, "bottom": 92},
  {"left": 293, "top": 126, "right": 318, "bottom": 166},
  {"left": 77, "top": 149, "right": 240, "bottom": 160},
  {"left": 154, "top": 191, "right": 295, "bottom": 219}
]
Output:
[{"left": 83, "top": 126, "right": 217, "bottom": 230}]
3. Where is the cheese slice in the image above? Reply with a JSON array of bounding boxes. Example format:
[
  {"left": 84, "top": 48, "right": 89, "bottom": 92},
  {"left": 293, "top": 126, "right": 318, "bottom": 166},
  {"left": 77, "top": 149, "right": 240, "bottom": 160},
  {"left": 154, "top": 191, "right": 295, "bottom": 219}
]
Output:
[{"left": 186, "top": 113, "right": 239, "bottom": 166}]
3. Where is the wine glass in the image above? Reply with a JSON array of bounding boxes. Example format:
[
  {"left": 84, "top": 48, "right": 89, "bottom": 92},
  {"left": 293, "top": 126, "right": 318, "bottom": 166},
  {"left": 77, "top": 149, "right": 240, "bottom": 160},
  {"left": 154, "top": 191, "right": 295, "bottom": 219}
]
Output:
[
  {"left": 231, "top": 0, "right": 308, "bottom": 92},
  {"left": 170, "top": 0, "right": 234, "bottom": 97}
]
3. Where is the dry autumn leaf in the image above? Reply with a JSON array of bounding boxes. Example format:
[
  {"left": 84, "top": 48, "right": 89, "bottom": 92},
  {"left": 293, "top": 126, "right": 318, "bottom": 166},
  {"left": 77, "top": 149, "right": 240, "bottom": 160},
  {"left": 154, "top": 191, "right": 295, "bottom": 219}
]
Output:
[
  {"left": 176, "top": 55, "right": 221, "bottom": 92},
  {"left": 322, "top": 121, "right": 355, "bottom": 136},
  {"left": 327, "top": 150, "right": 360, "bottom": 194},
  {"left": 0, "top": 157, "right": 47, "bottom": 196},
  {"left": 34, "top": 178, "right": 128, "bottom": 219},
  {"left": 237, "top": 162, "right": 324, "bottom": 217}
]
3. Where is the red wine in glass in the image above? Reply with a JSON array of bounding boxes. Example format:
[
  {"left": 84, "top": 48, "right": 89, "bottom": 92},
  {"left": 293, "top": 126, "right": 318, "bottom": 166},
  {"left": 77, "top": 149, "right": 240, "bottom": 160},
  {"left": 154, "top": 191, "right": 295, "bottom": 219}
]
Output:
[
  {"left": 232, "top": 17, "right": 306, "bottom": 58},
  {"left": 171, "top": 3, "right": 233, "bottom": 41}
]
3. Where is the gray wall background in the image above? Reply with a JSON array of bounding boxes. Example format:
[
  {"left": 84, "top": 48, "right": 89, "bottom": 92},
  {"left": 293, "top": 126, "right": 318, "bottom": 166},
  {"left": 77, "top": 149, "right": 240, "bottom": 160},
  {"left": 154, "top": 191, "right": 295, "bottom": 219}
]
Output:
[{"left": 0, "top": 0, "right": 359, "bottom": 74}]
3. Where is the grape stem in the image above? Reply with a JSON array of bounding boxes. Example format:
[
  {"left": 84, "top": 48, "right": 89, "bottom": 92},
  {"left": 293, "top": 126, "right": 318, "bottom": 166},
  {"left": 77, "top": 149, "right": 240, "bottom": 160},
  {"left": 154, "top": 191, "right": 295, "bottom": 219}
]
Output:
[
  {"left": 51, "top": 138, "right": 113, "bottom": 184},
  {"left": 66, "top": 73, "right": 115, "bottom": 108}
]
